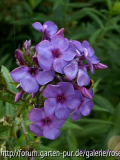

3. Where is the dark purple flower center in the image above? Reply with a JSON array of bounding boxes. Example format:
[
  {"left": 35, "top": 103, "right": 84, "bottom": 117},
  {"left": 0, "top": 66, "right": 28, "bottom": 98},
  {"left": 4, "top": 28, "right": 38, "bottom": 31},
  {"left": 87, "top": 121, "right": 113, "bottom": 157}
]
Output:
[
  {"left": 57, "top": 94, "right": 66, "bottom": 103},
  {"left": 29, "top": 68, "right": 36, "bottom": 75},
  {"left": 42, "top": 117, "right": 51, "bottom": 126},
  {"left": 52, "top": 49, "right": 61, "bottom": 58}
]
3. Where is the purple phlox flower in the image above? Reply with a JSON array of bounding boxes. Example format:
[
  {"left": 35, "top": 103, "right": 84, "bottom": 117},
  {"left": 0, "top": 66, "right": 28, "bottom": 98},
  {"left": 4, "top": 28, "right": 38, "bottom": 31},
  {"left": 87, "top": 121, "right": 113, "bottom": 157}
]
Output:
[
  {"left": 24, "top": 40, "right": 31, "bottom": 49},
  {"left": 72, "top": 83, "right": 94, "bottom": 99},
  {"left": 86, "top": 62, "right": 108, "bottom": 70},
  {"left": 29, "top": 107, "right": 65, "bottom": 140},
  {"left": 32, "top": 21, "right": 58, "bottom": 40},
  {"left": 15, "top": 49, "right": 25, "bottom": 66},
  {"left": 64, "top": 60, "right": 90, "bottom": 86},
  {"left": 15, "top": 90, "right": 24, "bottom": 102},
  {"left": 36, "top": 35, "right": 76, "bottom": 74},
  {"left": 43, "top": 82, "right": 82, "bottom": 120},
  {"left": 11, "top": 66, "right": 55, "bottom": 93},
  {"left": 71, "top": 96, "right": 94, "bottom": 121},
  {"left": 73, "top": 40, "right": 100, "bottom": 74}
]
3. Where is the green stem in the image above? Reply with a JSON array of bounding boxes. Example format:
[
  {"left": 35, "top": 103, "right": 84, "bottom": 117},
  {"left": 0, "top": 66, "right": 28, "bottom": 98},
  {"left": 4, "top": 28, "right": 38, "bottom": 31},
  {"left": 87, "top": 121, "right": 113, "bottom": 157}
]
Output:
[
  {"left": 18, "top": 117, "right": 29, "bottom": 144},
  {"left": 0, "top": 86, "right": 25, "bottom": 102},
  {"left": 14, "top": 95, "right": 31, "bottom": 118}
]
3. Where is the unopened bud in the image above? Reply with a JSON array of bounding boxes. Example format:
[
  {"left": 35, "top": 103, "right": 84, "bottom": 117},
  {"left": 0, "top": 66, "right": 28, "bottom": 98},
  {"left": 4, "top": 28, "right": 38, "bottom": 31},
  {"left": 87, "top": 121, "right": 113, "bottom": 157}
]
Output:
[
  {"left": 32, "top": 56, "right": 39, "bottom": 66},
  {"left": 15, "top": 49, "right": 25, "bottom": 65},
  {"left": 31, "top": 93, "right": 36, "bottom": 98},
  {"left": 24, "top": 40, "right": 31, "bottom": 49},
  {"left": 93, "top": 63, "right": 108, "bottom": 70},
  {"left": 86, "top": 63, "right": 108, "bottom": 70},
  {"left": 15, "top": 90, "right": 24, "bottom": 102},
  {"left": 79, "top": 87, "right": 92, "bottom": 99},
  {"left": 55, "top": 28, "right": 64, "bottom": 36}
]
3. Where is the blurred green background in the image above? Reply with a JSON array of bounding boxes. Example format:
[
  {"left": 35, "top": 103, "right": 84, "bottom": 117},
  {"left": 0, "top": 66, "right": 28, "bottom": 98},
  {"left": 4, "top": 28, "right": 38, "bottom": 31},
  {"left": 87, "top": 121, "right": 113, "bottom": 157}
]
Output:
[{"left": 0, "top": 0, "right": 120, "bottom": 160}]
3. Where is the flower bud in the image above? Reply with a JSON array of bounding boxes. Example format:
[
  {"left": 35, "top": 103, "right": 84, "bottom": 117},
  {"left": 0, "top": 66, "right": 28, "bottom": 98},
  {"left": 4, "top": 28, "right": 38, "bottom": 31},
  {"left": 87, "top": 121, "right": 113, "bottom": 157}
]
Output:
[
  {"left": 15, "top": 90, "right": 24, "bottom": 102},
  {"left": 55, "top": 28, "right": 64, "bottom": 36},
  {"left": 31, "top": 93, "right": 36, "bottom": 98},
  {"left": 93, "top": 63, "right": 108, "bottom": 70},
  {"left": 24, "top": 40, "right": 31, "bottom": 49},
  {"left": 79, "top": 87, "right": 92, "bottom": 99},
  {"left": 15, "top": 49, "right": 24, "bottom": 65},
  {"left": 32, "top": 56, "right": 39, "bottom": 66},
  {"left": 86, "top": 63, "right": 108, "bottom": 70}
]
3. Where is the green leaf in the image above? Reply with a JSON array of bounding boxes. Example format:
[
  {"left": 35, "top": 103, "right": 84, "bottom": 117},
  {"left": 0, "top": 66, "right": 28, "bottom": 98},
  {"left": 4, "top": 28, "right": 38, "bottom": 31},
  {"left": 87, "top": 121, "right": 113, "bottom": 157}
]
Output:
[
  {"left": 53, "top": 0, "right": 63, "bottom": 10},
  {"left": 93, "top": 95, "right": 115, "bottom": 114},
  {"left": 16, "top": 134, "right": 26, "bottom": 144},
  {"left": 93, "top": 79, "right": 101, "bottom": 93},
  {"left": 0, "top": 125, "right": 10, "bottom": 133},
  {"left": 66, "top": 130, "right": 83, "bottom": 160},
  {"left": 86, "top": 11, "right": 103, "bottom": 28},
  {"left": 34, "top": 144, "right": 55, "bottom": 151},
  {"left": 5, "top": 102, "right": 15, "bottom": 116},
  {"left": 78, "top": 124, "right": 110, "bottom": 138},
  {"left": 22, "top": 1, "right": 33, "bottom": 15},
  {"left": 93, "top": 105, "right": 110, "bottom": 112},
  {"left": 47, "top": 138, "right": 62, "bottom": 149},
  {"left": 113, "top": 103, "right": 120, "bottom": 133},
  {"left": 106, "top": 0, "right": 112, "bottom": 10},
  {"left": 89, "top": 29, "right": 102, "bottom": 45},
  {"left": 68, "top": 10, "right": 87, "bottom": 21},
  {"left": 29, "top": 0, "right": 42, "bottom": 9},
  {"left": 0, "top": 91, "right": 22, "bottom": 105},
  {"left": 104, "top": 25, "right": 119, "bottom": 33},
  {"left": 61, "top": 121, "right": 82, "bottom": 130},
  {"left": 25, "top": 120, "right": 32, "bottom": 126},
  {"left": 0, "top": 100, "right": 6, "bottom": 118},
  {"left": 78, "top": 118, "right": 113, "bottom": 125},
  {"left": 67, "top": 2, "right": 92, "bottom": 8},
  {"left": 104, "top": 39, "right": 118, "bottom": 50},
  {"left": 15, "top": 95, "right": 31, "bottom": 117},
  {"left": 32, "top": 13, "right": 54, "bottom": 22},
  {"left": 83, "top": 8, "right": 105, "bottom": 18},
  {"left": 1, "top": 65, "right": 17, "bottom": 93}
]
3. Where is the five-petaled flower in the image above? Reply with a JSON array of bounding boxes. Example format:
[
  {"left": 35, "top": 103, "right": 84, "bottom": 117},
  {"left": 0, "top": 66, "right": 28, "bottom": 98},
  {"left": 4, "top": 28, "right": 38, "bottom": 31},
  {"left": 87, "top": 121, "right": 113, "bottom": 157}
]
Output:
[
  {"left": 43, "top": 82, "right": 82, "bottom": 119},
  {"left": 36, "top": 35, "right": 76, "bottom": 74},
  {"left": 11, "top": 66, "right": 54, "bottom": 93},
  {"left": 71, "top": 97, "right": 94, "bottom": 121},
  {"left": 29, "top": 107, "right": 65, "bottom": 140},
  {"left": 32, "top": 21, "right": 58, "bottom": 40}
]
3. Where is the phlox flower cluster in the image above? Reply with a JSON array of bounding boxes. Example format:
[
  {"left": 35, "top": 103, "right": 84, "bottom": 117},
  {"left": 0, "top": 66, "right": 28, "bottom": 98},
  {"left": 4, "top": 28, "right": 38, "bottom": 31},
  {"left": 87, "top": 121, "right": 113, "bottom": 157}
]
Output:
[{"left": 11, "top": 21, "right": 107, "bottom": 140}]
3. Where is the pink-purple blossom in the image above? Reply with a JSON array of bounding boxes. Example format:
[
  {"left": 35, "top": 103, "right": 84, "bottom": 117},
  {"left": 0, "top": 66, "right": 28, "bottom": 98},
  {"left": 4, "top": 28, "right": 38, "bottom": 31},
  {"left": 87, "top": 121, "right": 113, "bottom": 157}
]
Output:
[
  {"left": 10, "top": 20, "right": 108, "bottom": 140},
  {"left": 32, "top": 21, "right": 58, "bottom": 40},
  {"left": 71, "top": 97, "right": 94, "bottom": 121},
  {"left": 11, "top": 66, "right": 54, "bottom": 93},
  {"left": 29, "top": 107, "right": 65, "bottom": 140},
  {"left": 36, "top": 35, "right": 76, "bottom": 74},
  {"left": 43, "top": 82, "right": 82, "bottom": 119},
  {"left": 64, "top": 60, "right": 90, "bottom": 86},
  {"left": 73, "top": 40, "right": 100, "bottom": 74}
]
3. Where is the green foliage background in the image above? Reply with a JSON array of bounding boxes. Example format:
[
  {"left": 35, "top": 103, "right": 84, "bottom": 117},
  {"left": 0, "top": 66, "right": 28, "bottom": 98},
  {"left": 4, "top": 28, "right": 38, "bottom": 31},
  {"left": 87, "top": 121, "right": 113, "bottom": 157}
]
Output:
[{"left": 0, "top": 0, "right": 120, "bottom": 160}]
